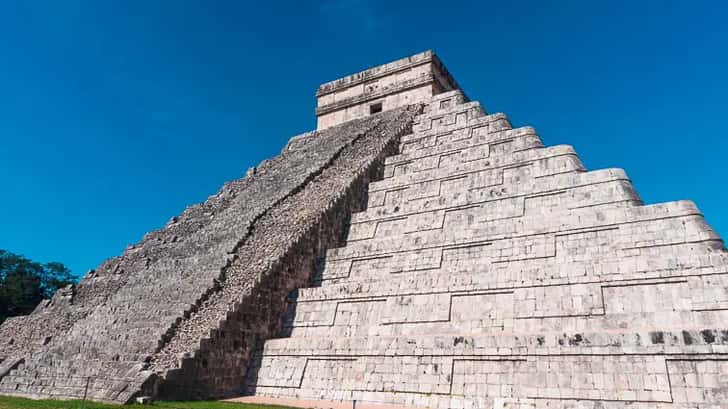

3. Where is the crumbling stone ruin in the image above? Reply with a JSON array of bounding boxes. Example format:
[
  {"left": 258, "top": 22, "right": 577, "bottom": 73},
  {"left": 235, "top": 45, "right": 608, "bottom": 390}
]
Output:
[{"left": 2, "top": 51, "right": 728, "bottom": 408}]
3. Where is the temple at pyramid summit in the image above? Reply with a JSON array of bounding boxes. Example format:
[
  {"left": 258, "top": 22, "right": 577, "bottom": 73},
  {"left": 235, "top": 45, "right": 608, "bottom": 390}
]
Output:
[{"left": 2, "top": 50, "right": 728, "bottom": 408}]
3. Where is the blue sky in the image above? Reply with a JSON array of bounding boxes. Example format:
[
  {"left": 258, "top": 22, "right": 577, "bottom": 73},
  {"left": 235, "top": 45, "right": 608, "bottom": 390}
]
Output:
[{"left": 0, "top": 0, "right": 726, "bottom": 277}]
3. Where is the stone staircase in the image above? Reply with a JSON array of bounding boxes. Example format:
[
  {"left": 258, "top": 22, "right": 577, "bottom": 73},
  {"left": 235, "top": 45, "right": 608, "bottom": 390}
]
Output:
[
  {"left": 246, "top": 90, "right": 728, "bottom": 409},
  {"left": 0, "top": 106, "right": 421, "bottom": 403}
]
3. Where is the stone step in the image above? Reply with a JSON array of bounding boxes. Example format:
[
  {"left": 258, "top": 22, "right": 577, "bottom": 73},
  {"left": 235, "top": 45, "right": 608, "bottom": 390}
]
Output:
[
  {"left": 412, "top": 100, "right": 484, "bottom": 122},
  {"left": 262, "top": 327, "right": 728, "bottom": 356},
  {"left": 350, "top": 188, "right": 638, "bottom": 243},
  {"left": 287, "top": 282, "right": 728, "bottom": 338},
  {"left": 384, "top": 126, "right": 543, "bottom": 179},
  {"left": 410, "top": 103, "right": 489, "bottom": 135},
  {"left": 421, "top": 90, "right": 470, "bottom": 116},
  {"left": 321, "top": 231, "right": 721, "bottom": 285},
  {"left": 328, "top": 200, "right": 711, "bottom": 262},
  {"left": 304, "top": 253, "right": 728, "bottom": 305},
  {"left": 250, "top": 328, "right": 728, "bottom": 408},
  {"left": 367, "top": 146, "right": 585, "bottom": 209},
  {"left": 321, "top": 212, "right": 721, "bottom": 285},
  {"left": 383, "top": 129, "right": 544, "bottom": 185},
  {"left": 402, "top": 113, "right": 512, "bottom": 149},
  {"left": 351, "top": 168, "right": 638, "bottom": 235},
  {"left": 0, "top": 372, "right": 143, "bottom": 402}
]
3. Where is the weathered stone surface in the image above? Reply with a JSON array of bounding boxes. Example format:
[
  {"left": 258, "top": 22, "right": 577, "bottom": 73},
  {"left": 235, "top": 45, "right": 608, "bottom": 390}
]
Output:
[{"left": 0, "top": 104, "right": 421, "bottom": 403}]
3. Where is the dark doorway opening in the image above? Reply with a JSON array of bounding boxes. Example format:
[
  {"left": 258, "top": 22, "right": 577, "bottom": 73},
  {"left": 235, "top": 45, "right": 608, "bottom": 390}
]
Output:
[{"left": 369, "top": 102, "right": 382, "bottom": 114}]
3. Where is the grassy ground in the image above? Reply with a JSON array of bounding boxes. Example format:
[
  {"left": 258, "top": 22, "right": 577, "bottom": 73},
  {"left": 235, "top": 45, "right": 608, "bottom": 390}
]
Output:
[{"left": 0, "top": 396, "right": 297, "bottom": 409}]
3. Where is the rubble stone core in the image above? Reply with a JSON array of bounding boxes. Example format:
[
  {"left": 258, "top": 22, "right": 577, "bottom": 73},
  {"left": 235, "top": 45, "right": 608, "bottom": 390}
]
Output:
[
  {"left": 0, "top": 103, "right": 421, "bottom": 402},
  {"left": 2, "top": 51, "right": 728, "bottom": 408}
]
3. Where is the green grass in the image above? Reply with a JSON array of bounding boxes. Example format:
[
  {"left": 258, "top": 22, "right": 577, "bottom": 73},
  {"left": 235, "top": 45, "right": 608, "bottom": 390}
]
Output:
[{"left": 0, "top": 396, "right": 297, "bottom": 409}]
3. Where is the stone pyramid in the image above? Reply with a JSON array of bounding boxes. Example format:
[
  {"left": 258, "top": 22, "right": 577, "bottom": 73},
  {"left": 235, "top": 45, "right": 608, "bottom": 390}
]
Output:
[
  {"left": 1, "top": 51, "right": 727, "bottom": 408},
  {"left": 245, "top": 52, "right": 728, "bottom": 408}
]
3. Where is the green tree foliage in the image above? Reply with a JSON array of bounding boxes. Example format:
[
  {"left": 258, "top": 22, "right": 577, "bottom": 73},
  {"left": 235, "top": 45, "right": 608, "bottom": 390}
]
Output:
[{"left": 0, "top": 250, "right": 75, "bottom": 324}]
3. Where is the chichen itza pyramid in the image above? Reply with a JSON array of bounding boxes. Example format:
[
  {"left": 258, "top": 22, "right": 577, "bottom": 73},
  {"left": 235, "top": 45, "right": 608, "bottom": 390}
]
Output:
[{"left": 2, "top": 51, "right": 728, "bottom": 408}]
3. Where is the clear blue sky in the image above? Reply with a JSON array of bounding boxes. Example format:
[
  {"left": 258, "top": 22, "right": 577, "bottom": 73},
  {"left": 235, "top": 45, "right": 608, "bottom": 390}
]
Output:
[{"left": 1, "top": 1, "right": 726, "bottom": 277}]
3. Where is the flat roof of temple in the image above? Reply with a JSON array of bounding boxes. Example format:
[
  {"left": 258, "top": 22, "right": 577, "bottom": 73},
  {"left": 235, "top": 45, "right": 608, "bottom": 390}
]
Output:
[{"left": 316, "top": 50, "right": 458, "bottom": 97}]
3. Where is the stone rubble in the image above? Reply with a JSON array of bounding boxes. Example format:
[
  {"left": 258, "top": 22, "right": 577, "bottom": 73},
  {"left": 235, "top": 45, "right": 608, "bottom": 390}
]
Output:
[{"left": 0, "top": 105, "right": 420, "bottom": 403}]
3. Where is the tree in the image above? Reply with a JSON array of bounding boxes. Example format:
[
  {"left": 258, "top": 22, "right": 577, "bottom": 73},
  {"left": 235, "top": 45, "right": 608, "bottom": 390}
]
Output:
[
  {"left": 0, "top": 270, "right": 43, "bottom": 322},
  {"left": 0, "top": 250, "right": 75, "bottom": 324}
]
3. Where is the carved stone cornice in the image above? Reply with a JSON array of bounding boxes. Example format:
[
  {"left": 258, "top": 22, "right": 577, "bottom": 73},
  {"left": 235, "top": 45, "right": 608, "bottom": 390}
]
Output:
[
  {"left": 316, "top": 72, "right": 436, "bottom": 116},
  {"left": 316, "top": 51, "right": 435, "bottom": 97}
]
